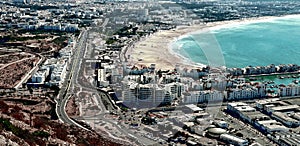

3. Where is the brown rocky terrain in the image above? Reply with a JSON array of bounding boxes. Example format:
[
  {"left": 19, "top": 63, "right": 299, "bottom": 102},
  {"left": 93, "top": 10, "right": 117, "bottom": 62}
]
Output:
[
  {"left": 0, "top": 33, "right": 68, "bottom": 54},
  {"left": 0, "top": 94, "right": 124, "bottom": 146},
  {"left": 66, "top": 95, "right": 80, "bottom": 117},
  {"left": 0, "top": 57, "right": 39, "bottom": 88},
  {"left": 0, "top": 31, "right": 125, "bottom": 146},
  {"left": 0, "top": 53, "right": 32, "bottom": 65}
]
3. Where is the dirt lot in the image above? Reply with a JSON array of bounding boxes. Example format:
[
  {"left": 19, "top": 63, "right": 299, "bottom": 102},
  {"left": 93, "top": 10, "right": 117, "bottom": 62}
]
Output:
[
  {"left": 66, "top": 95, "right": 80, "bottom": 117},
  {"left": 0, "top": 57, "right": 39, "bottom": 88}
]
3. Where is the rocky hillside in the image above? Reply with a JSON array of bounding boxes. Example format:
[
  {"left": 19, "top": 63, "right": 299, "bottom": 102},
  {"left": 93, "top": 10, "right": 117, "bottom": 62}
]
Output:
[{"left": 0, "top": 94, "right": 123, "bottom": 146}]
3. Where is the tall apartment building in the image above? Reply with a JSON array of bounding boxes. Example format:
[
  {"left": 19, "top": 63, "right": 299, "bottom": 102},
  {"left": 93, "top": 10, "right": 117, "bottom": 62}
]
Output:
[
  {"left": 165, "top": 82, "right": 185, "bottom": 98},
  {"left": 278, "top": 84, "right": 300, "bottom": 97},
  {"left": 122, "top": 82, "right": 171, "bottom": 104}
]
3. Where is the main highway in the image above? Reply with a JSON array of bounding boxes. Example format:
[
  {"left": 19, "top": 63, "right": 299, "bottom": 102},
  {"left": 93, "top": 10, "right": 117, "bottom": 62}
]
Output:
[
  {"left": 55, "top": 25, "right": 115, "bottom": 129},
  {"left": 55, "top": 29, "right": 90, "bottom": 130},
  {"left": 54, "top": 27, "right": 132, "bottom": 139},
  {"left": 54, "top": 19, "right": 154, "bottom": 145}
]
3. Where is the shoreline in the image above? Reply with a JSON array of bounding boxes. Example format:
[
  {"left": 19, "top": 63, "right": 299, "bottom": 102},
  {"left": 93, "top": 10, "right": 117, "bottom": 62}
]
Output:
[{"left": 128, "top": 14, "right": 300, "bottom": 70}]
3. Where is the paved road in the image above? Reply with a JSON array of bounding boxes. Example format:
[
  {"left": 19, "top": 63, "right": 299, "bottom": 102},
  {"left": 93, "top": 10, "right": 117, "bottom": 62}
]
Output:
[
  {"left": 55, "top": 30, "right": 90, "bottom": 130},
  {"left": 101, "top": 18, "right": 109, "bottom": 27},
  {"left": 55, "top": 29, "right": 113, "bottom": 130},
  {"left": 55, "top": 19, "right": 155, "bottom": 145}
]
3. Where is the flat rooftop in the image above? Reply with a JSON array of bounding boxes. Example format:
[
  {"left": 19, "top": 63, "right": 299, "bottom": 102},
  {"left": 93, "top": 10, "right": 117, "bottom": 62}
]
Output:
[
  {"left": 272, "top": 112, "right": 299, "bottom": 123},
  {"left": 185, "top": 104, "right": 203, "bottom": 112},
  {"left": 256, "top": 98, "right": 280, "bottom": 105},
  {"left": 235, "top": 106, "right": 256, "bottom": 112},
  {"left": 271, "top": 105, "right": 299, "bottom": 112},
  {"left": 220, "top": 134, "right": 248, "bottom": 143},
  {"left": 242, "top": 111, "right": 270, "bottom": 121},
  {"left": 228, "top": 102, "right": 248, "bottom": 107}
]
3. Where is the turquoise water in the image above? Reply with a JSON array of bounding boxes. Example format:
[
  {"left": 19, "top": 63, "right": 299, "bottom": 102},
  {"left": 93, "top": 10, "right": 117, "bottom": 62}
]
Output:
[
  {"left": 174, "top": 16, "right": 300, "bottom": 68},
  {"left": 246, "top": 74, "right": 299, "bottom": 85}
]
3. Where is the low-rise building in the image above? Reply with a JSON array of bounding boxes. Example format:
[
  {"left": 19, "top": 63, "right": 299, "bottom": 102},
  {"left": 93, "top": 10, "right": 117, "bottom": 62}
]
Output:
[
  {"left": 183, "top": 104, "right": 203, "bottom": 113},
  {"left": 271, "top": 112, "right": 300, "bottom": 127},
  {"left": 270, "top": 105, "right": 300, "bottom": 113},
  {"left": 31, "top": 68, "right": 50, "bottom": 84},
  {"left": 255, "top": 120, "right": 289, "bottom": 133},
  {"left": 49, "top": 62, "right": 67, "bottom": 87},
  {"left": 220, "top": 134, "right": 248, "bottom": 146}
]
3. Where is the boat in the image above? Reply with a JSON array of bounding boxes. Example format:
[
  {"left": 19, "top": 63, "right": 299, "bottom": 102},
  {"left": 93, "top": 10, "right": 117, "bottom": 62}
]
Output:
[
  {"left": 293, "top": 80, "right": 299, "bottom": 84},
  {"left": 249, "top": 77, "right": 257, "bottom": 81},
  {"left": 279, "top": 76, "right": 285, "bottom": 79},
  {"left": 292, "top": 75, "right": 298, "bottom": 78}
]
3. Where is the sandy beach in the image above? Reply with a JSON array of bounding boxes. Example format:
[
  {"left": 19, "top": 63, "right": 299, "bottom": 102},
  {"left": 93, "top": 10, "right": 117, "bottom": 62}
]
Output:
[
  {"left": 126, "top": 25, "right": 208, "bottom": 70},
  {"left": 127, "top": 14, "right": 300, "bottom": 70}
]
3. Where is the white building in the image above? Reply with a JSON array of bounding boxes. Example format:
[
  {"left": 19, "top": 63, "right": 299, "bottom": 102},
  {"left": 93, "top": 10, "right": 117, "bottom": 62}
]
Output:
[
  {"left": 227, "top": 87, "right": 264, "bottom": 101},
  {"left": 154, "top": 86, "right": 166, "bottom": 103},
  {"left": 183, "top": 90, "right": 223, "bottom": 104},
  {"left": 31, "top": 68, "right": 50, "bottom": 84},
  {"left": 220, "top": 134, "right": 248, "bottom": 146},
  {"left": 227, "top": 102, "right": 256, "bottom": 118},
  {"left": 279, "top": 84, "right": 300, "bottom": 97},
  {"left": 271, "top": 112, "right": 300, "bottom": 127},
  {"left": 122, "top": 81, "right": 138, "bottom": 102},
  {"left": 165, "top": 82, "right": 186, "bottom": 99},
  {"left": 122, "top": 81, "right": 173, "bottom": 104},
  {"left": 49, "top": 61, "right": 67, "bottom": 87},
  {"left": 255, "top": 120, "right": 288, "bottom": 133},
  {"left": 210, "top": 78, "right": 227, "bottom": 90},
  {"left": 98, "top": 69, "right": 109, "bottom": 87},
  {"left": 64, "top": 24, "right": 79, "bottom": 32}
]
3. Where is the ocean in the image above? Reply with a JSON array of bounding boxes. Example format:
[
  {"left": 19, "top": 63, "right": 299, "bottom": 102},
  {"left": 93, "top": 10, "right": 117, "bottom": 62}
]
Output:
[{"left": 173, "top": 15, "right": 300, "bottom": 68}]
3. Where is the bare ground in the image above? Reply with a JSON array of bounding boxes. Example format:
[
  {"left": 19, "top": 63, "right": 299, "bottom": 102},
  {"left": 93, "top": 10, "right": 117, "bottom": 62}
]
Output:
[{"left": 66, "top": 95, "right": 80, "bottom": 117}]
